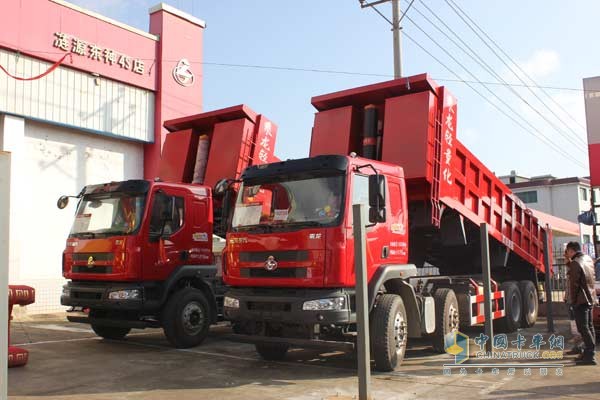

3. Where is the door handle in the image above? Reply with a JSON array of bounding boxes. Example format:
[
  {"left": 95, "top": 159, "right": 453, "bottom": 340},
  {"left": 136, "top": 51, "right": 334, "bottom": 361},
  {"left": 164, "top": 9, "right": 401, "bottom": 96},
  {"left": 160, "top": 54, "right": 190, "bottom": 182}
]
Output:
[
  {"left": 381, "top": 246, "right": 389, "bottom": 259},
  {"left": 180, "top": 250, "right": 189, "bottom": 261}
]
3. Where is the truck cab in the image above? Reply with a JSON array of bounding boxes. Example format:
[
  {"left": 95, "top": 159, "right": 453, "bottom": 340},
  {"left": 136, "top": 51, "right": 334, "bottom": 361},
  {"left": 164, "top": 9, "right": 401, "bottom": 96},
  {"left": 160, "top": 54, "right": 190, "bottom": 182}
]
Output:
[
  {"left": 224, "top": 154, "right": 409, "bottom": 319},
  {"left": 224, "top": 154, "right": 428, "bottom": 369},
  {"left": 61, "top": 179, "right": 223, "bottom": 347}
]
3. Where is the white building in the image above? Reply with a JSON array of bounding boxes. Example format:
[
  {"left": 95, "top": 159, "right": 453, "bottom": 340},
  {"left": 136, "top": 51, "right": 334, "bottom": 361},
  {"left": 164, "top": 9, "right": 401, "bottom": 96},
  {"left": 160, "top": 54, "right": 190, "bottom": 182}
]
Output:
[{"left": 499, "top": 171, "right": 598, "bottom": 255}]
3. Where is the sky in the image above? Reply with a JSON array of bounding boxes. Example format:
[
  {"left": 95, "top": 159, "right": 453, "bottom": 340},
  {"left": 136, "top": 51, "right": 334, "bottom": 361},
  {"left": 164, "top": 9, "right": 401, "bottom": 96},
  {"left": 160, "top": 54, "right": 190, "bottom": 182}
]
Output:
[{"left": 69, "top": 0, "right": 599, "bottom": 179}]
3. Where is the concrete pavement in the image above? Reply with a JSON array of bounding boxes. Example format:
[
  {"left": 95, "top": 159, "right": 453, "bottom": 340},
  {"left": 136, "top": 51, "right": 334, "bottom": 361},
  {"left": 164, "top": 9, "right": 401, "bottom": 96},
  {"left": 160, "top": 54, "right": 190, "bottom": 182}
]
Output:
[{"left": 7, "top": 315, "right": 600, "bottom": 400}]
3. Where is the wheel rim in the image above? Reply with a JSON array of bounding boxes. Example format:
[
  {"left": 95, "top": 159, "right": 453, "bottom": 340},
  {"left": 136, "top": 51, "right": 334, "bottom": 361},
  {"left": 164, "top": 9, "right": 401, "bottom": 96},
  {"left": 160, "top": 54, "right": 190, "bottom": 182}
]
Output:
[
  {"left": 527, "top": 291, "right": 536, "bottom": 316},
  {"left": 448, "top": 303, "right": 459, "bottom": 332},
  {"left": 511, "top": 293, "right": 521, "bottom": 322},
  {"left": 182, "top": 301, "right": 205, "bottom": 336},
  {"left": 393, "top": 311, "right": 408, "bottom": 355}
]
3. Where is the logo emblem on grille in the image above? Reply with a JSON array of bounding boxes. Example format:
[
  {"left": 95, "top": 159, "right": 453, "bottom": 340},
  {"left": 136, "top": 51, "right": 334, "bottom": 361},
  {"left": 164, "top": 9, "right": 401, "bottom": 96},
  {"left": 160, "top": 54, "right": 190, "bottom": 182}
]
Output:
[
  {"left": 87, "top": 256, "right": 95, "bottom": 267},
  {"left": 264, "top": 255, "right": 278, "bottom": 271}
]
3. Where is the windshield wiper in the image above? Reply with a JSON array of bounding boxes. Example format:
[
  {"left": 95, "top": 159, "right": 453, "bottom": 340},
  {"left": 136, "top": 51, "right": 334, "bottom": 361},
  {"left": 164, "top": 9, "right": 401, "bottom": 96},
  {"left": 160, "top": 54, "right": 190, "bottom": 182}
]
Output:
[
  {"left": 95, "top": 229, "right": 128, "bottom": 236},
  {"left": 235, "top": 224, "right": 273, "bottom": 233},
  {"left": 267, "top": 220, "right": 324, "bottom": 230},
  {"left": 284, "top": 221, "right": 323, "bottom": 227},
  {"left": 76, "top": 232, "right": 96, "bottom": 239}
]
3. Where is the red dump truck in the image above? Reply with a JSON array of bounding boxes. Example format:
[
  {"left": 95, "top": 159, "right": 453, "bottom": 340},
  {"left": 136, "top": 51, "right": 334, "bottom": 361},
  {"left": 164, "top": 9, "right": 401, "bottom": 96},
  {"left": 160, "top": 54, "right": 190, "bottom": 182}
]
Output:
[
  {"left": 222, "top": 74, "right": 552, "bottom": 371},
  {"left": 59, "top": 105, "right": 278, "bottom": 348}
]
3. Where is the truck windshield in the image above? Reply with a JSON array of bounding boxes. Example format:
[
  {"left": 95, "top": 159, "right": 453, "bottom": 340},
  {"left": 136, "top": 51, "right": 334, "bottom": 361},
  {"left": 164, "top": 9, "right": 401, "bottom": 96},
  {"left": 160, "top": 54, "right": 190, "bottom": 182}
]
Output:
[
  {"left": 69, "top": 193, "right": 146, "bottom": 238},
  {"left": 232, "top": 174, "right": 345, "bottom": 231}
]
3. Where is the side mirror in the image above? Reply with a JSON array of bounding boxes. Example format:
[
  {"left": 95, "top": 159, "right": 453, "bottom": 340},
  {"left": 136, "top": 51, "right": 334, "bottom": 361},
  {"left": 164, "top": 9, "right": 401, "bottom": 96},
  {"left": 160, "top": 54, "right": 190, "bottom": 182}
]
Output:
[
  {"left": 213, "top": 179, "right": 229, "bottom": 196},
  {"left": 57, "top": 195, "right": 69, "bottom": 209},
  {"left": 214, "top": 180, "right": 239, "bottom": 237},
  {"left": 368, "top": 174, "right": 386, "bottom": 223}
]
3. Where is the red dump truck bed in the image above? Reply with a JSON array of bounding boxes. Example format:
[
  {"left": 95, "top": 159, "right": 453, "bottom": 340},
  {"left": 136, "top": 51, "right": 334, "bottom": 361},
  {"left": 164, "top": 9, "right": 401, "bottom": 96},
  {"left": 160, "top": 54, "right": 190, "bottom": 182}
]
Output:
[
  {"left": 159, "top": 104, "right": 280, "bottom": 187},
  {"left": 309, "top": 74, "right": 550, "bottom": 273}
]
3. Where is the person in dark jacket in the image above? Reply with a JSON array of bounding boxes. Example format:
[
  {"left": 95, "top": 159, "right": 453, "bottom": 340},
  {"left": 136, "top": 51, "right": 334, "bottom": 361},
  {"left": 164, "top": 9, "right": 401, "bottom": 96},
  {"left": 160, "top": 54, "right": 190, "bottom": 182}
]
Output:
[{"left": 565, "top": 241, "right": 597, "bottom": 365}]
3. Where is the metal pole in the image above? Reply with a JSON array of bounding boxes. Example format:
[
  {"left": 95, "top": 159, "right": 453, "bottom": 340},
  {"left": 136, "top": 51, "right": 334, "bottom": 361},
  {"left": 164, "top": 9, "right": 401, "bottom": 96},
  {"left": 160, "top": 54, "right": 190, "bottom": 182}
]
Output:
[
  {"left": 592, "top": 189, "right": 599, "bottom": 258},
  {"left": 542, "top": 226, "right": 555, "bottom": 333},
  {"left": 479, "top": 223, "right": 493, "bottom": 352},
  {"left": 353, "top": 204, "right": 371, "bottom": 400},
  {"left": 391, "top": 0, "right": 402, "bottom": 78},
  {"left": 0, "top": 152, "right": 10, "bottom": 399}
]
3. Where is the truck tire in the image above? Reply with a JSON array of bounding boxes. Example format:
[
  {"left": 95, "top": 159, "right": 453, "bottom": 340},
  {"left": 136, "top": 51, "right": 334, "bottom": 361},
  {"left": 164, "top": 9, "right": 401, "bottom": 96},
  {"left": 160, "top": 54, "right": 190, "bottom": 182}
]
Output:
[
  {"left": 428, "top": 288, "right": 459, "bottom": 353},
  {"left": 496, "top": 281, "right": 522, "bottom": 333},
  {"left": 255, "top": 343, "right": 289, "bottom": 361},
  {"left": 370, "top": 294, "right": 408, "bottom": 372},
  {"left": 456, "top": 293, "right": 472, "bottom": 330},
  {"left": 518, "top": 280, "right": 538, "bottom": 328},
  {"left": 162, "top": 288, "right": 211, "bottom": 348},
  {"left": 91, "top": 324, "right": 131, "bottom": 340}
]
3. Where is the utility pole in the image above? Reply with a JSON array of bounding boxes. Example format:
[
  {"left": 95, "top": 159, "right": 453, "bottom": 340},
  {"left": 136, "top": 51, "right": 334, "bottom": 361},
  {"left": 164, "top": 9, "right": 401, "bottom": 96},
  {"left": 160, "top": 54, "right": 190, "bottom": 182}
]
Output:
[
  {"left": 359, "top": 0, "right": 404, "bottom": 78},
  {"left": 353, "top": 204, "right": 371, "bottom": 400},
  {"left": 391, "top": 0, "right": 402, "bottom": 78}
]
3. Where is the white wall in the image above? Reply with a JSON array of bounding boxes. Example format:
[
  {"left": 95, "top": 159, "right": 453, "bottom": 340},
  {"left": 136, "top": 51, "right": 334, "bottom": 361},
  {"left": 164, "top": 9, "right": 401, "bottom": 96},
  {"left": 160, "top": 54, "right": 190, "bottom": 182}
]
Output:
[
  {"left": 550, "top": 184, "right": 580, "bottom": 222},
  {"left": 0, "top": 48, "right": 155, "bottom": 142},
  {"left": 0, "top": 151, "right": 10, "bottom": 395},
  {"left": 1, "top": 115, "right": 144, "bottom": 314}
]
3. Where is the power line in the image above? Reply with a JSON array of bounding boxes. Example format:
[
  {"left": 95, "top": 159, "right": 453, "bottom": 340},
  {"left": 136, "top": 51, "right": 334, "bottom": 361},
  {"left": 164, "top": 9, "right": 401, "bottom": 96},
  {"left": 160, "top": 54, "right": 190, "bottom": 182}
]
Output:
[
  {"left": 203, "top": 62, "right": 391, "bottom": 78},
  {"left": 1, "top": 39, "right": 595, "bottom": 93},
  {"left": 203, "top": 61, "right": 594, "bottom": 92},
  {"left": 366, "top": 4, "right": 586, "bottom": 169},
  {"left": 399, "top": 11, "right": 587, "bottom": 159},
  {"left": 411, "top": 1, "right": 587, "bottom": 150},
  {"left": 444, "top": 0, "right": 587, "bottom": 136},
  {"left": 446, "top": 0, "right": 586, "bottom": 132},
  {"left": 403, "top": 30, "right": 586, "bottom": 169}
]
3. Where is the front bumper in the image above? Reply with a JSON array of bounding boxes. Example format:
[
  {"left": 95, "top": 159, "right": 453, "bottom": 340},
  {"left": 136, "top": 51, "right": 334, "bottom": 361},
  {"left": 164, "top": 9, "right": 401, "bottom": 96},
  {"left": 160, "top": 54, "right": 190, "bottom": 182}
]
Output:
[
  {"left": 61, "top": 281, "right": 151, "bottom": 312},
  {"left": 223, "top": 287, "right": 355, "bottom": 325}
]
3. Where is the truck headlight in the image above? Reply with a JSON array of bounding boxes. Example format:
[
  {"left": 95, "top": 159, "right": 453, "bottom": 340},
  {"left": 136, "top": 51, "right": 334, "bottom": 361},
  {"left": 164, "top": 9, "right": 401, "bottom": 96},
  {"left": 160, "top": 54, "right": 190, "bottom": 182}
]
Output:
[
  {"left": 62, "top": 286, "right": 70, "bottom": 297},
  {"left": 224, "top": 296, "right": 240, "bottom": 309},
  {"left": 302, "top": 297, "right": 346, "bottom": 311},
  {"left": 108, "top": 289, "right": 141, "bottom": 300}
]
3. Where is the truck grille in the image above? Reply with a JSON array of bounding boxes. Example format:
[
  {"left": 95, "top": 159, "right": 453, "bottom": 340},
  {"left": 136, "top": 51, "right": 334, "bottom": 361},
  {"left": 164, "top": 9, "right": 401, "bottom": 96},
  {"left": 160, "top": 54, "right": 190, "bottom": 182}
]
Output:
[
  {"left": 240, "top": 267, "right": 307, "bottom": 278},
  {"left": 239, "top": 251, "right": 309, "bottom": 263},
  {"left": 247, "top": 301, "right": 291, "bottom": 312},
  {"left": 72, "top": 253, "right": 114, "bottom": 262},
  {"left": 72, "top": 266, "right": 113, "bottom": 274},
  {"left": 72, "top": 291, "right": 102, "bottom": 300}
]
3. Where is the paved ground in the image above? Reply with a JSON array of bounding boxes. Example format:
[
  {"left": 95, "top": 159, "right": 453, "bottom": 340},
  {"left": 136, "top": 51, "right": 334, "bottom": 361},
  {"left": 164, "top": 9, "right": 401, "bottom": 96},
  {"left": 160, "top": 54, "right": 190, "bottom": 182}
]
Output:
[{"left": 7, "top": 315, "right": 600, "bottom": 400}]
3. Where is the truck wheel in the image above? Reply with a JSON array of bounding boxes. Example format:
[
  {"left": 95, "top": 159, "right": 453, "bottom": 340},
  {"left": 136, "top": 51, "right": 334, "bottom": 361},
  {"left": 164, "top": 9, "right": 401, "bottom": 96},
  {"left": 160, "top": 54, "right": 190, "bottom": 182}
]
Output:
[
  {"left": 456, "top": 293, "right": 472, "bottom": 330},
  {"left": 496, "top": 281, "right": 522, "bottom": 333},
  {"left": 255, "top": 343, "right": 289, "bottom": 361},
  {"left": 519, "top": 280, "right": 538, "bottom": 328},
  {"left": 162, "top": 288, "right": 211, "bottom": 348},
  {"left": 91, "top": 324, "right": 131, "bottom": 340},
  {"left": 428, "top": 288, "right": 459, "bottom": 353},
  {"left": 371, "top": 294, "right": 408, "bottom": 372}
]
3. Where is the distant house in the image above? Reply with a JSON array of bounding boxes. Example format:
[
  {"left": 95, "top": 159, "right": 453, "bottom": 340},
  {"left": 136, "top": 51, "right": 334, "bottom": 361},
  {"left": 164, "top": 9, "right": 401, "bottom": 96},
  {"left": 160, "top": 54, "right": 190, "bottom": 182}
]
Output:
[{"left": 499, "top": 171, "right": 598, "bottom": 255}]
